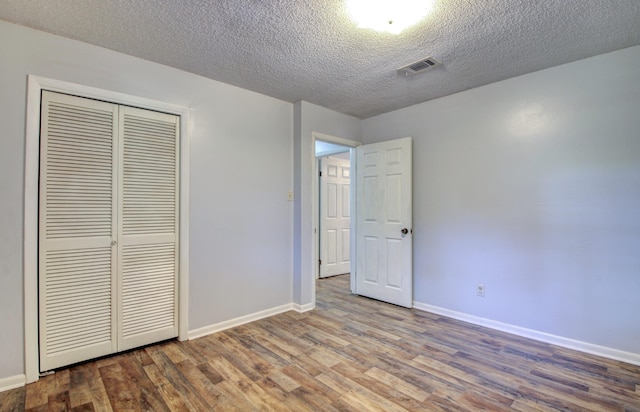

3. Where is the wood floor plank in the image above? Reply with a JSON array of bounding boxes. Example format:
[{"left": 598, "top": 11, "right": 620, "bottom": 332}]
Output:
[
  {"left": 196, "top": 362, "right": 226, "bottom": 385},
  {"left": 25, "top": 370, "right": 70, "bottom": 411},
  {"left": 254, "top": 376, "right": 318, "bottom": 412},
  {"left": 252, "top": 325, "right": 329, "bottom": 377},
  {"left": 206, "top": 352, "right": 254, "bottom": 383},
  {"left": 117, "top": 351, "right": 171, "bottom": 412},
  {"left": 510, "top": 397, "right": 564, "bottom": 412},
  {"left": 173, "top": 359, "right": 240, "bottom": 411},
  {"left": 47, "top": 391, "right": 70, "bottom": 412},
  {"left": 365, "top": 366, "right": 431, "bottom": 402},
  {"left": 264, "top": 370, "right": 300, "bottom": 393},
  {"left": 214, "top": 330, "right": 278, "bottom": 377},
  {"left": 222, "top": 378, "right": 286, "bottom": 412},
  {"left": 159, "top": 341, "right": 189, "bottom": 364},
  {"left": 67, "top": 382, "right": 92, "bottom": 409},
  {"left": 214, "top": 380, "right": 266, "bottom": 411},
  {"left": 70, "top": 402, "right": 96, "bottom": 412},
  {"left": 280, "top": 364, "right": 341, "bottom": 403},
  {"left": 142, "top": 363, "right": 195, "bottom": 411},
  {"left": 0, "top": 387, "right": 26, "bottom": 411},
  {"left": 332, "top": 361, "right": 428, "bottom": 410},
  {"left": 424, "top": 391, "right": 474, "bottom": 412},
  {"left": 316, "top": 368, "right": 409, "bottom": 412},
  {"left": 68, "top": 365, "right": 94, "bottom": 408},
  {"left": 25, "top": 405, "right": 50, "bottom": 412},
  {"left": 98, "top": 363, "right": 139, "bottom": 410},
  {"left": 226, "top": 329, "right": 291, "bottom": 370},
  {"left": 80, "top": 363, "right": 112, "bottom": 412},
  {"left": 145, "top": 347, "right": 212, "bottom": 411}
]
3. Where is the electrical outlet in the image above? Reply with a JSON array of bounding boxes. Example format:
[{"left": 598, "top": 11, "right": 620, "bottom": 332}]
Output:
[{"left": 476, "top": 283, "right": 485, "bottom": 297}]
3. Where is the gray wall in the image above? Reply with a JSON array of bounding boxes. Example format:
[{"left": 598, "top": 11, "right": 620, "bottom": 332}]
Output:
[
  {"left": 0, "top": 20, "right": 293, "bottom": 380},
  {"left": 362, "top": 46, "right": 640, "bottom": 354},
  {"left": 293, "top": 101, "right": 361, "bottom": 306}
]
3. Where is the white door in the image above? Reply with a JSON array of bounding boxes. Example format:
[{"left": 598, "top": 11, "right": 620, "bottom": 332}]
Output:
[
  {"left": 39, "top": 92, "right": 119, "bottom": 371},
  {"left": 320, "top": 156, "right": 351, "bottom": 278},
  {"left": 117, "top": 106, "right": 179, "bottom": 351},
  {"left": 355, "top": 137, "right": 412, "bottom": 307}
]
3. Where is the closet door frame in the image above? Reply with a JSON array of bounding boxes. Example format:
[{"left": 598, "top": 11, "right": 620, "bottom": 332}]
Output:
[{"left": 24, "top": 75, "right": 191, "bottom": 383}]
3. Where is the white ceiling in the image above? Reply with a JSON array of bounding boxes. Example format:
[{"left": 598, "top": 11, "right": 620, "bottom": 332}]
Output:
[{"left": 1, "top": 1, "right": 639, "bottom": 119}]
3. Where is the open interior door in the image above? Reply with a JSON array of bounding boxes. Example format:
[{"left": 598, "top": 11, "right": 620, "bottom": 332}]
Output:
[
  {"left": 355, "top": 137, "right": 412, "bottom": 307},
  {"left": 320, "top": 156, "right": 351, "bottom": 278}
]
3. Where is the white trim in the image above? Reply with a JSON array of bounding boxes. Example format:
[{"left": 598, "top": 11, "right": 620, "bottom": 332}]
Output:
[
  {"left": 24, "top": 77, "right": 41, "bottom": 384},
  {"left": 178, "top": 104, "right": 191, "bottom": 342},
  {"left": 24, "top": 75, "right": 191, "bottom": 383},
  {"left": 188, "top": 304, "right": 294, "bottom": 340},
  {"left": 413, "top": 301, "right": 640, "bottom": 367},
  {"left": 0, "top": 374, "right": 26, "bottom": 393},
  {"left": 292, "top": 302, "right": 316, "bottom": 313},
  {"left": 348, "top": 148, "right": 357, "bottom": 294}
]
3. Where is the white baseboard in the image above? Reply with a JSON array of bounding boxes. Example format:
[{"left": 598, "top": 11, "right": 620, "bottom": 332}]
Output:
[
  {"left": 292, "top": 302, "right": 315, "bottom": 313},
  {"left": 413, "top": 301, "right": 640, "bottom": 367},
  {"left": 188, "top": 303, "right": 294, "bottom": 340},
  {"left": 0, "top": 374, "right": 26, "bottom": 393}
]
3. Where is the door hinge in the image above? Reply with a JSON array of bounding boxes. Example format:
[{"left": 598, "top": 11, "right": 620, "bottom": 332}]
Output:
[
  {"left": 319, "top": 259, "right": 321, "bottom": 265},
  {"left": 319, "top": 171, "right": 322, "bottom": 177}
]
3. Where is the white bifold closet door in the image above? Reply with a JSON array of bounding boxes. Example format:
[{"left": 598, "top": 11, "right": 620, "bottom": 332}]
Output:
[{"left": 39, "top": 91, "right": 179, "bottom": 371}]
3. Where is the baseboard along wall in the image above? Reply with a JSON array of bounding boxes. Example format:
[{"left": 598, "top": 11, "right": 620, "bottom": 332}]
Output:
[
  {"left": 413, "top": 301, "right": 640, "bottom": 367},
  {"left": 188, "top": 303, "right": 294, "bottom": 340},
  {"left": 0, "top": 374, "right": 26, "bottom": 393}
]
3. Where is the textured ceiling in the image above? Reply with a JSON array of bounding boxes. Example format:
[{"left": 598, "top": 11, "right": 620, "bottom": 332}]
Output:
[{"left": 1, "top": 1, "right": 639, "bottom": 118}]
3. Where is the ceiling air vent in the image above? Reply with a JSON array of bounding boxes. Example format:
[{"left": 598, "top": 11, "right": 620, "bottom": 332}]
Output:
[{"left": 398, "top": 57, "right": 440, "bottom": 75}]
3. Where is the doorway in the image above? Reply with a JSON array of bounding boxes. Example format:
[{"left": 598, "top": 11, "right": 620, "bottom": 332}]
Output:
[
  {"left": 312, "top": 134, "right": 359, "bottom": 294},
  {"left": 311, "top": 133, "right": 414, "bottom": 309}
]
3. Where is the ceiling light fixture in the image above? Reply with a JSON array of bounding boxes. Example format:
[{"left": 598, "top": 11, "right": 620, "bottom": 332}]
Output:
[{"left": 346, "top": 0, "right": 436, "bottom": 34}]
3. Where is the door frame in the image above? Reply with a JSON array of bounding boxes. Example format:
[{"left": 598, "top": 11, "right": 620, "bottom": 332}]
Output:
[
  {"left": 312, "top": 132, "right": 360, "bottom": 297},
  {"left": 23, "top": 75, "right": 191, "bottom": 383}
]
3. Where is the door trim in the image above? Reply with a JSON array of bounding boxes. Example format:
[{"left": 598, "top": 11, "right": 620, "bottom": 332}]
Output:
[
  {"left": 312, "top": 132, "right": 360, "bottom": 300},
  {"left": 24, "top": 75, "right": 191, "bottom": 383}
]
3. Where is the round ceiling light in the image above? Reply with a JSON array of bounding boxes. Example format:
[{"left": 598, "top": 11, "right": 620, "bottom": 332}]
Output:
[{"left": 346, "top": 0, "right": 436, "bottom": 34}]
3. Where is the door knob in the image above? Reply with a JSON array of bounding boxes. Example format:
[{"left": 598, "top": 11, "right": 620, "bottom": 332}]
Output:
[{"left": 401, "top": 228, "right": 409, "bottom": 235}]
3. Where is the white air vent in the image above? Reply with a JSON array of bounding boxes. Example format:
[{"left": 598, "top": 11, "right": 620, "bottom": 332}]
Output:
[{"left": 398, "top": 57, "right": 440, "bottom": 75}]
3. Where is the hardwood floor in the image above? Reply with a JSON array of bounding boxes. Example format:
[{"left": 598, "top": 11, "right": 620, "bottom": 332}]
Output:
[{"left": 2, "top": 274, "right": 639, "bottom": 411}]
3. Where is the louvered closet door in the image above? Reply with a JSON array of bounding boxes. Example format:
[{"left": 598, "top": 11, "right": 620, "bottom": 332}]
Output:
[
  {"left": 39, "top": 91, "right": 119, "bottom": 371},
  {"left": 117, "top": 106, "right": 179, "bottom": 351},
  {"left": 40, "top": 92, "right": 180, "bottom": 371}
]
